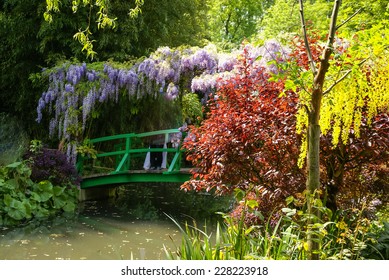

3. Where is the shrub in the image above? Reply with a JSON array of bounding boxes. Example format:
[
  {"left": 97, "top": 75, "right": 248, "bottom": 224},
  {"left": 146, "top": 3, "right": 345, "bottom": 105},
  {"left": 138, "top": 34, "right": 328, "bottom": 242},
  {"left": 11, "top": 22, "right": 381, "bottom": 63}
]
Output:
[
  {"left": 0, "top": 161, "right": 79, "bottom": 226},
  {"left": 23, "top": 144, "right": 81, "bottom": 188},
  {"left": 361, "top": 219, "right": 389, "bottom": 259},
  {"left": 165, "top": 191, "right": 388, "bottom": 260}
]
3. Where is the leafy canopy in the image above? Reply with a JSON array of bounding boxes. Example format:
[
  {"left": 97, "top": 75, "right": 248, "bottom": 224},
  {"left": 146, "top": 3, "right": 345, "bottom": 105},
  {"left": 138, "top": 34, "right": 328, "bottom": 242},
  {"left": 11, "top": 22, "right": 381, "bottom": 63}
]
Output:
[{"left": 44, "top": 0, "right": 144, "bottom": 58}]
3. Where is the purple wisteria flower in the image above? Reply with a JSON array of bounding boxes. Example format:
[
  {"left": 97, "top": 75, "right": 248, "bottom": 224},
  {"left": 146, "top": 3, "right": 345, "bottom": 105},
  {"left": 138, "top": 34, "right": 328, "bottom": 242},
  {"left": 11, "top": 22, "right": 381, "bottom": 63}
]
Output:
[
  {"left": 65, "top": 83, "right": 74, "bottom": 93},
  {"left": 191, "top": 74, "right": 217, "bottom": 93},
  {"left": 37, "top": 41, "right": 291, "bottom": 163},
  {"left": 166, "top": 83, "right": 179, "bottom": 100}
]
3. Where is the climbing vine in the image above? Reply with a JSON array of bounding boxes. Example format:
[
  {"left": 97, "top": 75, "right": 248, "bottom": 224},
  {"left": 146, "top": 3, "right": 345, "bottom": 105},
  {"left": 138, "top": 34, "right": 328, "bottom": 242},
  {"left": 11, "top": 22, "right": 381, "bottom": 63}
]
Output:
[{"left": 37, "top": 42, "right": 288, "bottom": 161}]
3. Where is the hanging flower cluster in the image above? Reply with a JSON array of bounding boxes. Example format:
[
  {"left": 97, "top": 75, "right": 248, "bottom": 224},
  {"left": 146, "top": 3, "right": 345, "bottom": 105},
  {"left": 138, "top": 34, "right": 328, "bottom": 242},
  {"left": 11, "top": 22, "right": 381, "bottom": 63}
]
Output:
[{"left": 37, "top": 41, "right": 289, "bottom": 161}]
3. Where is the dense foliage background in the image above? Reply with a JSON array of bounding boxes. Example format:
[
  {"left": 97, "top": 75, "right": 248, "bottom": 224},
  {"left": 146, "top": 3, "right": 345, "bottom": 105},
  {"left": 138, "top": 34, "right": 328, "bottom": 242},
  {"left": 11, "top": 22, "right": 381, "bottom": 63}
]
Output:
[{"left": 1, "top": 0, "right": 388, "bottom": 258}]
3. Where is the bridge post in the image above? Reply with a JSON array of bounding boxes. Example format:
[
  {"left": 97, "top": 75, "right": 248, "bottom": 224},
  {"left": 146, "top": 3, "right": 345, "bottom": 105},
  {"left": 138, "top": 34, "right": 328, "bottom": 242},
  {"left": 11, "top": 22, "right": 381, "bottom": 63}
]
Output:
[
  {"left": 114, "top": 135, "right": 132, "bottom": 173},
  {"left": 125, "top": 136, "right": 131, "bottom": 170}
]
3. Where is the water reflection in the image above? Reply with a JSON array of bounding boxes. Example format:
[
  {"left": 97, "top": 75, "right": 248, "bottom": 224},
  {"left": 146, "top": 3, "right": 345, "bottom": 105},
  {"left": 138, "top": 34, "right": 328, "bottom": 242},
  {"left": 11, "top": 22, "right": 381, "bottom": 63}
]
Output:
[{"left": 0, "top": 183, "right": 232, "bottom": 260}]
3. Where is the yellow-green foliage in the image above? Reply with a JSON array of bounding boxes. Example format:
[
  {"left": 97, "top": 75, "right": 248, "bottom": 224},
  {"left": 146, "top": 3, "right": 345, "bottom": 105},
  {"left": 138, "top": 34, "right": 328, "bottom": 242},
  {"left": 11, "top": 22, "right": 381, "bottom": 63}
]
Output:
[{"left": 296, "top": 24, "right": 389, "bottom": 165}]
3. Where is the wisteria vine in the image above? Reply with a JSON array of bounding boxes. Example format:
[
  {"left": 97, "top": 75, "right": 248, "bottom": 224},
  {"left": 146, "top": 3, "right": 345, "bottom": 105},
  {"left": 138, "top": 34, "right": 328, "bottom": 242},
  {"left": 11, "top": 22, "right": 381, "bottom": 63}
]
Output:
[{"left": 37, "top": 40, "right": 290, "bottom": 162}]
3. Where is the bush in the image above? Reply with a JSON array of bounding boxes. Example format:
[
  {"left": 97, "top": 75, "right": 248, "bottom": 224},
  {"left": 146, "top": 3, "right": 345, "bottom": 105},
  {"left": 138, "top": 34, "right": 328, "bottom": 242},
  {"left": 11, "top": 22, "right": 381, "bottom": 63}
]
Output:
[
  {"left": 362, "top": 220, "right": 389, "bottom": 260},
  {"left": 0, "top": 161, "right": 79, "bottom": 226},
  {"left": 165, "top": 192, "right": 388, "bottom": 260},
  {"left": 23, "top": 144, "right": 81, "bottom": 188}
]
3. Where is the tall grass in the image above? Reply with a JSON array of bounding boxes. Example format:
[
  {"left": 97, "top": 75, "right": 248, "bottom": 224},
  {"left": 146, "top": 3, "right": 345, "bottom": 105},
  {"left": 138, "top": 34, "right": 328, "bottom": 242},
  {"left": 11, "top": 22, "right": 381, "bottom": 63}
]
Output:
[
  {"left": 164, "top": 212, "right": 307, "bottom": 260},
  {"left": 164, "top": 197, "right": 388, "bottom": 260}
]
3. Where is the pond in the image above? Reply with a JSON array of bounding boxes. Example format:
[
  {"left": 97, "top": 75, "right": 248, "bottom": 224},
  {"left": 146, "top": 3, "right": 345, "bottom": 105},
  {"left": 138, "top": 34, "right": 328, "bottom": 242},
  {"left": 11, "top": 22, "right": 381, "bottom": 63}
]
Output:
[{"left": 0, "top": 183, "right": 232, "bottom": 260}]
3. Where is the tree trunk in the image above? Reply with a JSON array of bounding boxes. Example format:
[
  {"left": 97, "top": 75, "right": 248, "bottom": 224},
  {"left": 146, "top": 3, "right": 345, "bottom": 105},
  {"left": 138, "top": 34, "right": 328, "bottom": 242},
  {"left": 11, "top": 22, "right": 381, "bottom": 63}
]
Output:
[
  {"left": 299, "top": 0, "right": 342, "bottom": 260},
  {"left": 306, "top": 120, "right": 321, "bottom": 260}
]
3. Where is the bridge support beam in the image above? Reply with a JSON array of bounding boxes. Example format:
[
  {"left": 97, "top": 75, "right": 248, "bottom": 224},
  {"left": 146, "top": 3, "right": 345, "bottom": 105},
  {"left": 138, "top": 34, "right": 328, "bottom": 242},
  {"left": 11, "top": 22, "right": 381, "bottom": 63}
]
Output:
[{"left": 79, "top": 186, "right": 117, "bottom": 201}]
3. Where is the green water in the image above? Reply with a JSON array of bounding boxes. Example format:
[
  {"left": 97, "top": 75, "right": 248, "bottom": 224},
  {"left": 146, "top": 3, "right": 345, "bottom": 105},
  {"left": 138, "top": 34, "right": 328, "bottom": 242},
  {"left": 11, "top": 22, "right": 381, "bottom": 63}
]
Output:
[{"left": 0, "top": 184, "right": 232, "bottom": 260}]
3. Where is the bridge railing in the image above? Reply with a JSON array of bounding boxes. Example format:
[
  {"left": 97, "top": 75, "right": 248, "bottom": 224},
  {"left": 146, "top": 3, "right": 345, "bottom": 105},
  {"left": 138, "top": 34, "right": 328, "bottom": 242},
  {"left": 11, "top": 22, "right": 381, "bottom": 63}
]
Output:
[{"left": 77, "top": 129, "right": 185, "bottom": 176}]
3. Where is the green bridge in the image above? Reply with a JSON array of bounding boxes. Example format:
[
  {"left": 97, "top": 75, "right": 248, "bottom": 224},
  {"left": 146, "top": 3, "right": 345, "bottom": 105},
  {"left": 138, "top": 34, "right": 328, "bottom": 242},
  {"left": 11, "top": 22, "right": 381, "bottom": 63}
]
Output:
[{"left": 77, "top": 129, "right": 192, "bottom": 189}]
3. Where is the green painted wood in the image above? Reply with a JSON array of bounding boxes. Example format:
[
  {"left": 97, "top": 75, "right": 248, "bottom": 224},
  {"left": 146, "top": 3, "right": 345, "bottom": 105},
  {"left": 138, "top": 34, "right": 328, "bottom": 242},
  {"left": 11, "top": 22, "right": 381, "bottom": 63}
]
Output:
[
  {"left": 167, "top": 151, "right": 181, "bottom": 173},
  {"left": 115, "top": 153, "right": 129, "bottom": 173},
  {"left": 89, "top": 133, "right": 136, "bottom": 144},
  {"left": 81, "top": 171, "right": 191, "bottom": 189},
  {"left": 77, "top": 128, "right": 189, "bottom": 189},
  {"left": 135, "top": 128, "right": 180, "bottom": 138}
]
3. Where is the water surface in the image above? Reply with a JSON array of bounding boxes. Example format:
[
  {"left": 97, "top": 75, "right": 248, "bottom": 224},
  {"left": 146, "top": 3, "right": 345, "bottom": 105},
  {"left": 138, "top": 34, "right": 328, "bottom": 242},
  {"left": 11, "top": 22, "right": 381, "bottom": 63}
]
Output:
[{"left": 0, "top": 183, "right": 232, "bottom": 260}]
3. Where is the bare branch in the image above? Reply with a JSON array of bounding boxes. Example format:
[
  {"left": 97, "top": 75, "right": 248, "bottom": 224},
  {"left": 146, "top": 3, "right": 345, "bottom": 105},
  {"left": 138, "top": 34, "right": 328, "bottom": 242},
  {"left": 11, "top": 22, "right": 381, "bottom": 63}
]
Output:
[
  {"left": 325, "top": 0, "right": 341, "bottom": 60},
  {"left": 303, "top": 104, "right": 310, "bottom": 115},
  {"left": 323, "top": 69, "right": 352, "bottom": 95},
  {"left": 336, "top": 8, "right": 362, "bottom": 30},
  {"left": 323, "top": 57, "right": 368, "bottom": 95},
  {"left": 298, "top": 0, "right": 317, "bottom": 75},
  {"left": 313, "top": 0, "right": 342, "bottom": 87}
]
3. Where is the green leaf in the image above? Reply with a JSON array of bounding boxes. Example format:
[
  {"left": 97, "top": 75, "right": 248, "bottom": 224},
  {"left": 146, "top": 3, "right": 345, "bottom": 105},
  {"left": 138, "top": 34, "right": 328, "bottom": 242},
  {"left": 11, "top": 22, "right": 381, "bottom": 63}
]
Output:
[
  {"left": 284, "top": 79, "right": 297, "bottom": 92},
  {"left": 38, "top": 180, "right": 53, "bottom": 192},
  {"left": 253, "top": 210, "right": 264, "bottom": 221},
  {"left": 6, "top": 161, "right": 22, "bottom": 169},
  {"left": 34, "top": 206, "right": 50, "bottom": 218},
  {"left": 53, "top": 186, "right": 65, "bottom": 196},
  {"left": 3, "top": 194, "right": 13, "bottom": 207},
  {"left": 62, "top": 201, "right": 76, "bottom": 212},
  {"left": 285, "top": 196, "right": 294, "bottom": 205},
  {"left": 23, "top": 199, "right": 32, "bottom": 219},
  {"left": 39, "top": 191, "right": 53, "bottom": 203},
  {"left": 234, "top": 188, "right": 245, "bottom": 201},
  {"left": 245, "top": 226, "right": 256, "bottom": 235},
  {"left": 5, "top": 178, "right": 18, "bottom": 189},
  {"left": 246, "top": 199, "right": 259, "bottom": 209},
  {"left": 53, "top": 195, "right": 66, "bottom": 209},
  {"left": 35, "top": 181, "right": 53, "bottom": 202},
  {"left": 300, "top": 70, "right": 312, "bottom": 81},
  {"left": 7, "top": 199, "right": 27, "bottom": 220},
  {"left": 30, "top": 191, "right": 42, "bottom": 202}
]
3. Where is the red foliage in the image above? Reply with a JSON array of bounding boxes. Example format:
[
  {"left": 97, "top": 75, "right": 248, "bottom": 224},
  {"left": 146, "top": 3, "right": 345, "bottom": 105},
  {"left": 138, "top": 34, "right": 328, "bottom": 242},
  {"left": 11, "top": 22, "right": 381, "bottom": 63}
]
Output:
[
  {"left": 182, "top": 39, "right": 389, "bottom": 222},
  {"left": 289, "top": 31, "right": 351, "bottom": 70},
  {"left": 321, "top": 113, "right": 389, "bottom": 211},
  {"left": 182, "top": 47, "right": 306, "bottom": 219},
  {"left": 288, "top": 31, "right": 324, "bottom": 70}
]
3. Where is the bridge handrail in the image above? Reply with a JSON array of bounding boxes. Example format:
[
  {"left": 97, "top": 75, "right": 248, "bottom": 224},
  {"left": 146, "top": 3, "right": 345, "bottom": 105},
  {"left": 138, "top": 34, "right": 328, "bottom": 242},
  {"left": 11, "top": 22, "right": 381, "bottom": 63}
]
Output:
[
  {"left": 89, "top": 133, "right": 136, "bottom": 144},
  {"left": 89, "top": 129, "right": 181, "bottom": 144},
  {"left": 77, "top": 128, "right": 184, "bottom": 176}
]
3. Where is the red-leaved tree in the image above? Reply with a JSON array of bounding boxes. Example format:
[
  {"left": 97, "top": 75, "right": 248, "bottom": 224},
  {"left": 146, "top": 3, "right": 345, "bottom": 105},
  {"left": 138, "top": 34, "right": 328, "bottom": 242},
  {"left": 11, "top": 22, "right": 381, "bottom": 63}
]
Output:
[
  {"left": 182, "top": 42, "right": 389, "bottom": 222},
  {"left": 182, "top": 46, "right": 306, "bottom": 221}
]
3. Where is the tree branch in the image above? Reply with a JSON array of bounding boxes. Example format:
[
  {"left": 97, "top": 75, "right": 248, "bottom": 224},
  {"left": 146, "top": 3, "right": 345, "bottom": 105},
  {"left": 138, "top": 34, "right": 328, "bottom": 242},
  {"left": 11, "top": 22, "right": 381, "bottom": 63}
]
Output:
[
  {"left": 336, "top": 8, "right": 362, "bottom": 30},
  {"left": 323, "top": 69, "right": 352, "bottom": 95},
  {"left": 313, "top": 0, "right": 342, "bottom": 87},
  {"left": 323, "top": 57, "right": 368, "bottom": 95},
  {"left": 325, "top": 0, "right": 341, "bottom": 61},
  {"left": 298, "top": 0, "right": 317, "bottom": 75}
]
